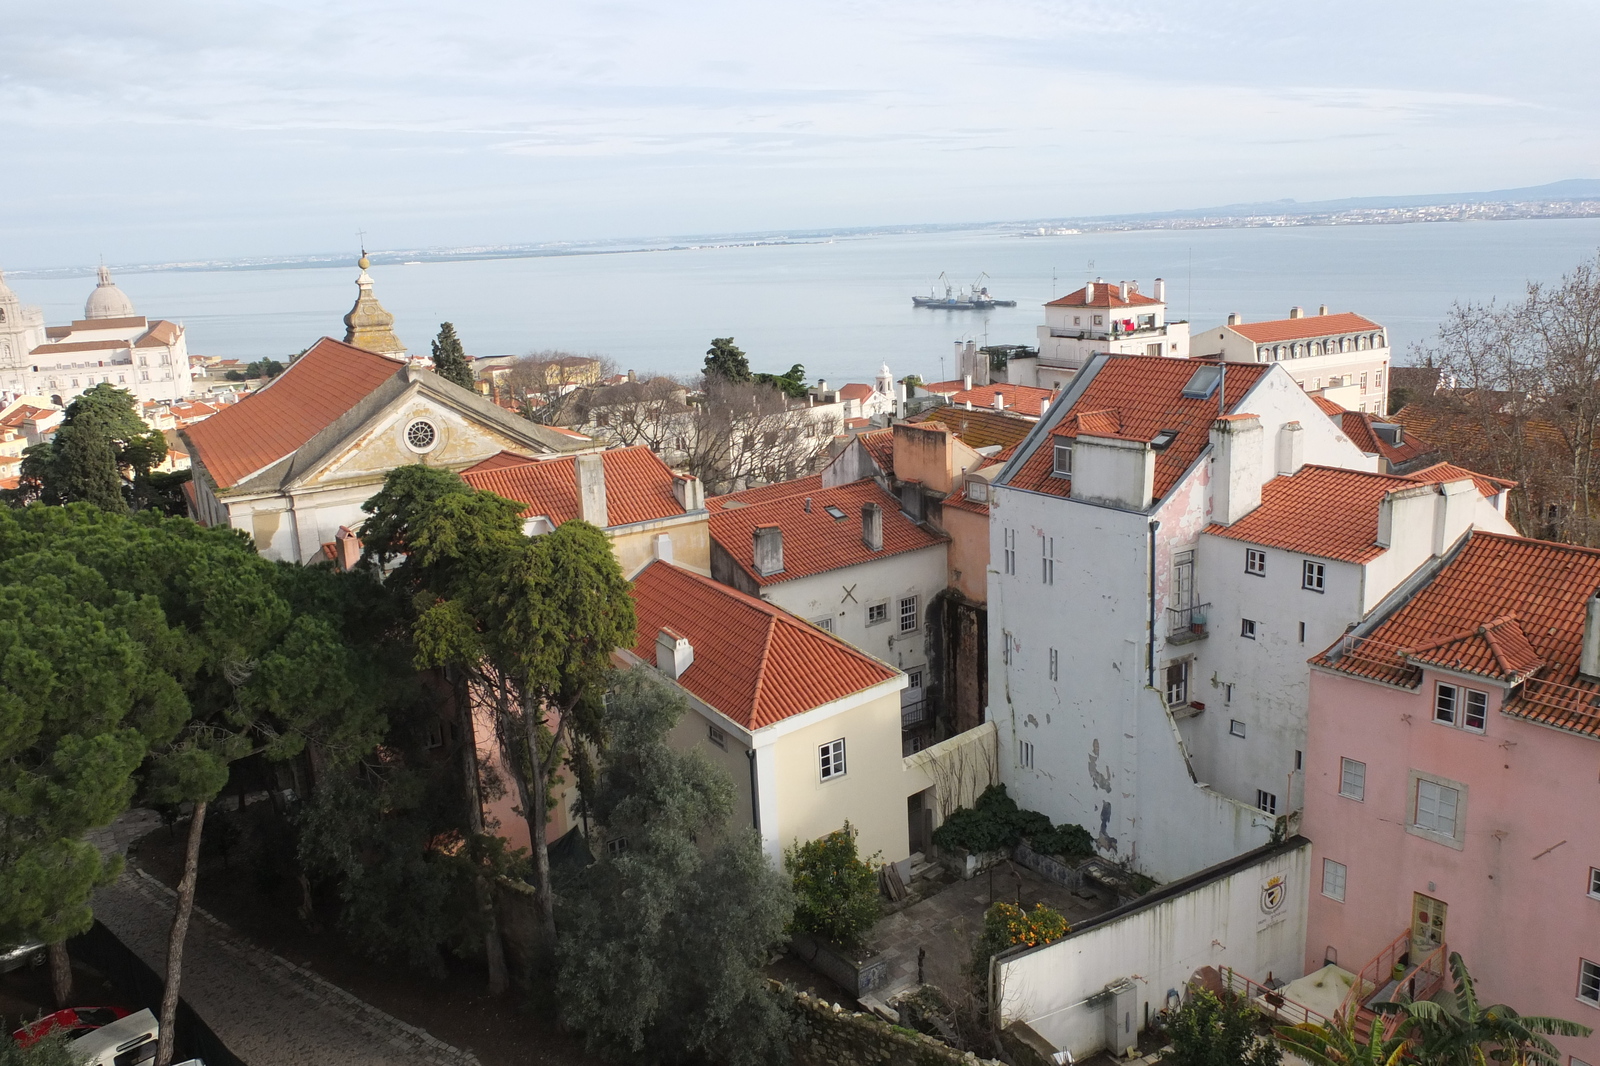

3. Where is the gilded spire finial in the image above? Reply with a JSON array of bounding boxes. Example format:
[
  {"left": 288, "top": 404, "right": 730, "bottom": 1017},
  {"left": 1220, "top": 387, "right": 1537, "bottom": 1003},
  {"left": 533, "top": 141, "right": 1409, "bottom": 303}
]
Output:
[{"left": 357, "top": 229, "right": 370, "bottom": 272}]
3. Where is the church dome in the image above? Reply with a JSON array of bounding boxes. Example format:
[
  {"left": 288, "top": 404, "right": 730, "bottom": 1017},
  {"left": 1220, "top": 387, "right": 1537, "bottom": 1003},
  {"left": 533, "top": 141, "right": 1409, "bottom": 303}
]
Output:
[{"left": 85, "top": 265, "right": 136, "bottom": 319}]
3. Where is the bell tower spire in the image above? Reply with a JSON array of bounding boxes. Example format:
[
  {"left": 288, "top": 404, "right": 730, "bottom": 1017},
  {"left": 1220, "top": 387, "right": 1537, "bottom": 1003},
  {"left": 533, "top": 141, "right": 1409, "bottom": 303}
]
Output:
[{"left": 342, "top": 246, "right": 406, "bottom": 361}]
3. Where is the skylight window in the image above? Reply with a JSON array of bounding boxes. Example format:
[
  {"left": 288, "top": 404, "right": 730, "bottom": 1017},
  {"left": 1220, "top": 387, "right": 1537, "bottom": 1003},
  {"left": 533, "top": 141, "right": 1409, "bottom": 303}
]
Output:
[
  {"left": 1150, "top": 429, "right": 1179, "bottom": 450},
  {"left": 1181, "top": 365, "right": 1223, "bottom": 399},
  {"left": 824, "top": 505, "right": 847, "bottom": 520}
]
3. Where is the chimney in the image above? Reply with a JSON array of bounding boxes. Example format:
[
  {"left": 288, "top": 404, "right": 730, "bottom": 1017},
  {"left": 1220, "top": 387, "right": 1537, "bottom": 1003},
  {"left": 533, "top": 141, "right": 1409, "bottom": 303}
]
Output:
[
  {"left": 804, "top": 497, "right": 812, "bottom": 513},
  {"left": 1040, "top": 396, "right": 1051, "bottom": 418},
  {"left": 1119, "top": 281, "right": 1130, "bottom": 302},
  {"left": 1210, "top": 414, "right": 1264, "bottom": 525},
  {"left": 1432, "top": 478, "right": 1476, "bottom": 556},
  {"left": 1289, "top": 306, "right": 1304, "bottom": 319},
  {"left": 964, "top": 400, "right": 973, "bottom": 411},
  {"left": 1318, "top": 305, "right": 1329, "bottom": 316},
  {"left": 1582, "top": 589, "right": 1600, "bottom": 680},
  {"left": 1227, "top": 313, "right": 1242, "bottom": 326},
  {"left": 1153, "top": 277, "right": 1166, "bottom": 303},
  {"left": 655, "top": 627, "right": 694, "bottom": 680},
  {"left": 962, "top": 373, "right": 972, "bottom": 392},
  {"left": 861, "top": 502, "right": 883, "bottom": 551},
  {"left": 575, "top": 454, "right": 608, "bottom": 527},
  {"left": 992, "top": 391, "right": 1005, "bottom": 411},
  {"left": 1276, "top": 421, "right": 1305, "bottom": 475},
  {"left": 753, "top": 525, "right": 783, "bottom": 576},
  {"left": 672, "top": 473, "right": 704, "bottom": 511},
  {"left": 652, "top": 532, "right": 674, "bottom": 565},
  {"left": 627, "top": 369, "right": 637, "bottom": 382},
  {"left": 895, "top": 381, "right": 907, "bottom": 419}
]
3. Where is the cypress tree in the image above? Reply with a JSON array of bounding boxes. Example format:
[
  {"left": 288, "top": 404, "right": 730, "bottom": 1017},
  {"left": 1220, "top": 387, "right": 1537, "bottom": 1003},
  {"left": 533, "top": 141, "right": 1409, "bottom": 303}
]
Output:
[{"left": 430, "top": 322, "right": 476, "bottom": 391}]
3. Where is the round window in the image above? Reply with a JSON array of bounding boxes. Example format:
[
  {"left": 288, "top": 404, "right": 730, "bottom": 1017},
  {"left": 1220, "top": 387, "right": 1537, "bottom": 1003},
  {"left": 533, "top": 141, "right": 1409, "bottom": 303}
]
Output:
[{"left": 405, "top": 419, "right": 438, "bottom": 452}]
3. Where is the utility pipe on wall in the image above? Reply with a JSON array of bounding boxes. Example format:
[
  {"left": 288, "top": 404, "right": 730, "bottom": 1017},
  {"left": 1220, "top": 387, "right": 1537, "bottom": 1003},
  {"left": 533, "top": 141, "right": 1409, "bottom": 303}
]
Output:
[{"left": 1148, "top": 520, "right": 1160, "bottom": 689}]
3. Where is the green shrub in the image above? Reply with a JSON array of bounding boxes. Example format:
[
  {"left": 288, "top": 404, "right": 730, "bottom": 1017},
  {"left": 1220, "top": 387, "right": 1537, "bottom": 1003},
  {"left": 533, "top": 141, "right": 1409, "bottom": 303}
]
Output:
[
  {"left": 931, "top": 784, "right": 1094, "bottom": 858},
  {"left": 971, "top": 901, "right": 1071, "bottom": 981},
  {"left": 785, "top": 822, "right": 881, "bottom": 949}
]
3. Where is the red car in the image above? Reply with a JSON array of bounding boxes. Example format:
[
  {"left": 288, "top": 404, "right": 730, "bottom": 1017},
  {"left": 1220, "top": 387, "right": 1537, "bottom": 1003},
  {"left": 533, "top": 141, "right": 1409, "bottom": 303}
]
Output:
[{"left": 12, "top": 1006, "right": 132, "bottom": 1047}]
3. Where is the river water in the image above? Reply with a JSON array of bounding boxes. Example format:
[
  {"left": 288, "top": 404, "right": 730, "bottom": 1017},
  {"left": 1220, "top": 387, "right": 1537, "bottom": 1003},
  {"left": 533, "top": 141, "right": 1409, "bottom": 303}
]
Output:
[{"left": 12, "top": 219, "right": 1600, "bottom": 385}]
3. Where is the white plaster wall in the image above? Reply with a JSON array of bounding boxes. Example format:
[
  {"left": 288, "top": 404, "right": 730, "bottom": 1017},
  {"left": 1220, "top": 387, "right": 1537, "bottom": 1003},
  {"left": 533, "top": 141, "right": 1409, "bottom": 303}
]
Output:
[
  {"left": 759, "top": 544, "right": 948, "bottom": 684},
  {"left": 996, "top": 842, "right": 1312, "bottom": 1060}
]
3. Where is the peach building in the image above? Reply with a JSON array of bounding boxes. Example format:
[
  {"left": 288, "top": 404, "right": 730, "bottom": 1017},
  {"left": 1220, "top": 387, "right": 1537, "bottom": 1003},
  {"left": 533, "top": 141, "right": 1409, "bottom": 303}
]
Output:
[{"left": 1303, "top": 531, "right": 1600, "bottom": 1063}]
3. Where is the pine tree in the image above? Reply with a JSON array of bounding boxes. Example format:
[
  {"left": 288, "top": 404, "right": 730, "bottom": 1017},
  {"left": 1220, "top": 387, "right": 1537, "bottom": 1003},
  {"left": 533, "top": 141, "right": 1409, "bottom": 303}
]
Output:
[
  {"left": 431, "top": 322, "right": 476, "bottom": 391},
  {"left": 10, "top": 384, "right": 167, "bottom": 512},
  {"left": 703, "top": 337, "right": 752, "bottom": 383}
]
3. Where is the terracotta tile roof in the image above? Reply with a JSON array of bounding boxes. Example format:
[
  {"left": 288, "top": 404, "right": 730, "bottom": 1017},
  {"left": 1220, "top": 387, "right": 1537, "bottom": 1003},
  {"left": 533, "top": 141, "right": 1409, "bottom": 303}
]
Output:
[
  {"left": 843, "top": 417, "right": 871, "bottom": 430},
  {"left": 0, "top": 405, "right": 51, "bottom": 430},
  {"left": 30, "top": 339, "right": 132, "bottom": 355},
  {"left": 837, "top": 383, "right": 875, "bottom": 403},
  {"left": 183, "top": 337, "right": 403, "bottom": 488},
  {"left": 1408, "top": 461, "right": 1514, "bottom": 499},
  {"left": 1045, "top": 282, "right": 1162, "bottom": 309},
  {"left": 47, "top": 316, "right": 148, "bottom": 337},
  {"left": 707, "top": 474, "right": 822, "bottom": 510},
  {"left": 1229, "top": 312, "right": 1382, "bottom": 345},
  {"left": 1310, "top": 395, "right": 1346, "bottom": 418},
  {"left": 630, "top": 561, "right": 899, "bottom": 729},
  {"left": 709, "top": 479, "right": 947, "bottom": 586},
  {"left": 1206, "top": 465, "right": 1427, "bottom": 563},
  {"left": 1313, "top": 531, "right": 1600, "bottom": 738},
  {"left": 908, "top": 407, "right": 1034, "bottom": 451},
  {"left": 941, "top": 480, "right": 996, "bottom": 516},
  {"left": 859, "top": 428, "right": 894, "bottom": 474},
  {"left": 1005, "top": 356, "right": 1272, "bottom": 502},
  {"left": 1333, "top": 411, "right": 1432, "bottom": 467},
  {"left": 463, "top": 450, "right": 542, "bottom": 473},
  {"left": 135, "top": 321, "right": 181, "bottom": 347},
  {"left": 919, "top": 381, "right": 1055, "bottom": 415},
  {"left": 167, "top": 400, "right": 221, "bottom": 424},
  {"left": 460, "top": 446, "right": 686, "bottom": 527}
]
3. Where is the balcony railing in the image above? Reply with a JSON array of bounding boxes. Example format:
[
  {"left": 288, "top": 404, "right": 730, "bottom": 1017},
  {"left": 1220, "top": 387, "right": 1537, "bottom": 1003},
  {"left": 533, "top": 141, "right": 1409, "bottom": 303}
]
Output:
[
  {"left": 1221, "top": 967, "right": 1329, "bottom": 1029},
  {"left": 901, "top": 700, "right": 929, "bottom": 729},
  {"left": 1167, "top": 602, "right": 1210, "bottom": 642}
]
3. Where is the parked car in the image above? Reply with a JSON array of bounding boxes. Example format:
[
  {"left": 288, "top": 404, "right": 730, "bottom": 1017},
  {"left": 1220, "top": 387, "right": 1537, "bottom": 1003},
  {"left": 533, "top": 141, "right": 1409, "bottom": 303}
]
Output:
[
  {"left": 67, "top": 1008, "right": 159, "bottom": 1066},
  {"left": 12, "top": 1006, "right": 132, "bottom": 1046},
  {"left": 0, "top": 940, "right": 46, "bottom": 974}
]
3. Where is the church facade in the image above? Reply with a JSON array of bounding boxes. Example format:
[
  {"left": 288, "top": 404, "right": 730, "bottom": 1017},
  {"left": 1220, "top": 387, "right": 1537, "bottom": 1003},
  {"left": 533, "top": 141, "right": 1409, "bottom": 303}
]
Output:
[{"left": 0, "top": 266, "right": 192, "bottom": 406}]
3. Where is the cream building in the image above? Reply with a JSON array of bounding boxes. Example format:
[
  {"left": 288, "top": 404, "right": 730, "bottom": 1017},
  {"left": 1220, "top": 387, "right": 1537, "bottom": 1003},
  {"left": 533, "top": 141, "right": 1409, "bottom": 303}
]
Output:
[
  {"left": 1195, "top": 306, "right": 1391, "bottom": 413},
  {"left": 0, "top": 266, "right": 192, "bottom": 405}
]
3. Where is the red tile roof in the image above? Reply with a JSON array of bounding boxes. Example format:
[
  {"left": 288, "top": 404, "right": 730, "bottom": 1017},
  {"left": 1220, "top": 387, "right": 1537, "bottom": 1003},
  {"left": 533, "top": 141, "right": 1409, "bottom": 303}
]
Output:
[
  {"left": 707, "top": 474, "right": 823, "bottom": 510},
  {"left": 859, "top": 428, "right": 894, "bottom": 474},
  {"left": 1407, "top": 461, "right": 1514, "bottom": 500},
  {"left": 1006, "top": 357, "right": 1272, "bottom": 502},
  {"left": 709, "top": 479, "right": 947, "bottom": 586},
  {"left": 1206, "top": 465, "right": 1425, "bottom": 563},
  {"left": 135, "top": 321, "right": 181, "bottom": 347},
  {"left": 460, "top": 446, "right": 686, "bottom": 527},
  {"left": 1310, "top": 395, "right": 1346, "bottom": 418},
  {"left": 1229, "top": 312, "right": 1382, "bottom": 345},
  {"left": 630, "top": 561, "right": 898, "bottom": 729},
  {"left": 184, "top": 337, "right": 404, "bottom": 489},
  {"left": 838, "top": 383, "right": 875, "bottom": 403},
  {"left": 31, "top": 339, "right": 133, "bottom": 355},
  {"left": 465, "top": 450, "right": 542, "bottom": 473},
  {"left": 1045, "top": 282, "right": 1162, "bottom": 309},
  {"left": 1, "top": 405, "right": 52, "bottom": 430},
  {"left": 1313, "top": 531, "right": 1600, "bottom": 738},
  {"left": 919, "top": 381, "right": 1055, "bottom": 415},
  {"left": 908, "top": 407, "right": 1034, "bottom": 451}
]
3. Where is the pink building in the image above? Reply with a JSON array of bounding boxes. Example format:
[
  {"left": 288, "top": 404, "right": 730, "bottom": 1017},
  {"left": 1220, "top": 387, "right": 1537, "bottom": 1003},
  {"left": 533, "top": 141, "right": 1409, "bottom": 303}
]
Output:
[{"left": 1303, "top": 530, "right": 1600, "bottom": 1064}]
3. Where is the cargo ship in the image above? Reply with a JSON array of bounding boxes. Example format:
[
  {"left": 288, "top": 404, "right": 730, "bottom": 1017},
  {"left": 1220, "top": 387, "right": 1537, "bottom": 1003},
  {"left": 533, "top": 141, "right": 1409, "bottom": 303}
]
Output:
[{"left": 911, "top": 272, "right": 1016, "bottom": 309}]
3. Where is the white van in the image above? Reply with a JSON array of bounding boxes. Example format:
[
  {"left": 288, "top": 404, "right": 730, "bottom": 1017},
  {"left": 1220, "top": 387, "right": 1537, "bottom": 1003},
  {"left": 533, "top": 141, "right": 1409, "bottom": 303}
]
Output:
[{"left": 69, "top": 1008, "right": 157, "bottom": 1066}]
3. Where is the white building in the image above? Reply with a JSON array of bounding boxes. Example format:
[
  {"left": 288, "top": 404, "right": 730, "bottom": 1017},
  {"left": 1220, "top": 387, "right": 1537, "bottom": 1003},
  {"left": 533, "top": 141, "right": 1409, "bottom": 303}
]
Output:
[
  {"left": 707, "top": 477, "right": 949, "bottom": 751},
  {"left": 985, "top": 354, "right": 1378, "bottom": 881},
  {"left": 1182, "top": 462, "right": 1514, "bottom": 817},
  {"left": 1024, "top": 279, "right": 1191, "bottom": 390},
  {"left": 1194, "top": 306, "right": 1391, "bottom": 413},
  {"left": 0, "top": 267, "right": 193, "bottom": 405}
]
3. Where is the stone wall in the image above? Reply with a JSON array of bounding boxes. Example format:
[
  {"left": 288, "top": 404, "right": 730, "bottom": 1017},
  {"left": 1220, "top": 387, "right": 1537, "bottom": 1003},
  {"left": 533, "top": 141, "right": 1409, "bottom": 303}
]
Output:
[{"left": 785, "top": 988, "right": 1005, "bottom": 1066}]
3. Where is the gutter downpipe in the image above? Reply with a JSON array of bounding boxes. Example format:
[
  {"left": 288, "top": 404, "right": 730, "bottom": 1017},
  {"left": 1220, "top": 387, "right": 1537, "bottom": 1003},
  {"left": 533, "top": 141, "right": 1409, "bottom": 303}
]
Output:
[
  {"left": 746, "top": 748, "right": 761, "bottom": 834},
  {"left": 1148, "top": 519, "right": 1160, "bottom": 688}
]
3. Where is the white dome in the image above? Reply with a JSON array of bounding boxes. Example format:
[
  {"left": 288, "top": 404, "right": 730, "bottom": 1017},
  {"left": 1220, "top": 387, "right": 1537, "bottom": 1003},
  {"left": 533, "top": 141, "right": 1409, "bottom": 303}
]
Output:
[{"left": 85, "top": 265, "right": 136, "bottom": 319}]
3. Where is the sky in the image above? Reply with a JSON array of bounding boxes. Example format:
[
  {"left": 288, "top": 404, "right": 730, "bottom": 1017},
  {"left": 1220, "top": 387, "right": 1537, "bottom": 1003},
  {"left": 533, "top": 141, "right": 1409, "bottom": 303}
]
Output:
[{"left": 3, "top": 0, "right": 1598, "bottom": 269}]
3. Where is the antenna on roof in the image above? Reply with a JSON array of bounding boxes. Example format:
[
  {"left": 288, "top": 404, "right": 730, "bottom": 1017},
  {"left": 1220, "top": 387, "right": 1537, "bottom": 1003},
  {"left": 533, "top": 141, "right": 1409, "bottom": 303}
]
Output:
[{"left": 1218, "top": 361, "right": 1226, "bottom": 418}]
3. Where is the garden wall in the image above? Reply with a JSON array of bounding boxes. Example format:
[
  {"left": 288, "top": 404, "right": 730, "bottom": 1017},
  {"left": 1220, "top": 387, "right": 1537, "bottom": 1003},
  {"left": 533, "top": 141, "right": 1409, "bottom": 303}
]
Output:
[{"left": 784, "top": 987, "right": 1004, "bottom": 1066}]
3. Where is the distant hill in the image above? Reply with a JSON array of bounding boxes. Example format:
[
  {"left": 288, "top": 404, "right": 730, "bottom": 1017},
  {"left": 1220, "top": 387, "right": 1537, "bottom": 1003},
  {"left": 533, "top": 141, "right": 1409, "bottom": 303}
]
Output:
[{"left": 1075, "top": 179, "right": 1600, "bottom": 223}]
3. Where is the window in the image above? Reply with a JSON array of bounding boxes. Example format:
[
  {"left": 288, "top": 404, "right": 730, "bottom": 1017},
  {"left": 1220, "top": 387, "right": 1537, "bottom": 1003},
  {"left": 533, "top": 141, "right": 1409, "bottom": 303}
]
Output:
[
  {"left": 1165, "top": 661, "right": 1189, "bottom": 705},
  {"left": 606, "top": 836, "right": 628, "bottom": 857},
  {"left": 1375, "top": 370, "right": 1384, "bottom": 389},
  {"left": 404, "top": 419, "right": 438, "bottom": 452},
  {"left": 819, "top": 738, "right": 847, "bottom": 780},
  {"left": 707, "top": 724, "right": 726, "bottom": 749},
  {"left": 1093, "top": 315, "right": 1103, "bottom": 325},
  {"left": 1582, "top": 959, "right": 1600, "bottom": 1007},
  {"left": 1241, "top": 618, "right": 1257, "bottom": 640},
  {"left": 1041, "top": 536, "right": 1055, "bottom": 585},
  {"left": 899, "top": 595, "right": 919, "bottom": 633},
  {"left": 1415, "top": 778, "right": 1460, "bottom": 837},
  {"left": 1589, "top": 867, "right": 1600, "bottom": 899},
  {"left": 1435, "top": 683, "right": 1487, "bottom": 732},
  {"left": 1048, "top": 647, "right": 1059, "bottom": 681},
  {"left": 907, "top": 669, "right": 923, "bottom": 694},
  {"left": 1256, "top": 789, "right": 1278, "bottom": 815},
  {"left": 1003, "top": 528, "right": 1016, "bottom": 575},
  {"left": 1299, "top": 621, "right": 1307, "bottom": 644},
  {"left": 1245, "top": 548, "right": 1266, "bottom": 576},
  {"left": 811, "top": 616, "right": 834, "bottom": 632},
  {"left": 866, "top": 602, "right": 888, "bottom": 625},
  {"left": 1230, "top": 719, "right": 1247, "bottom": 738},
  {"left": 966, "top": 479, "right": 989, "bottom": 503},
  {"left": 424, "top": 721, "right": 445, "bottom": 750},
  {"left": 1295, "top": 749, "right": 1304, "bottom": 770},
  {"left": 825, "top": 505, "right": 847, "bottom": 520},
  {"left": 1019, "top": 739, "right": 1034, "bottom": 769},
  {"left": 1052, "top": 441, "right": 1073, "bottom": 477},
  {"left": 1340, "top": 758, "right": 1367, "bottom": 800},
  {"left": 1322, "top": 859, "right": 1347, "bottom": 902},
  {"left": 1302, "top": 560, "right": 1326, "bottom": 592},
  {"left": 1360, "top": 372, "right": 1369, "bottom": 391}
]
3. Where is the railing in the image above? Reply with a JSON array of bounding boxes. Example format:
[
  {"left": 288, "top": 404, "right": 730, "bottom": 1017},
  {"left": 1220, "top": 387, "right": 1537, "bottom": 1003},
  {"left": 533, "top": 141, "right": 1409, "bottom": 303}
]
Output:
[
  {"left": 1409, "top": 941, "right": 1448, "bottom": 1003},
  {"left": 1167, "top": 602, "right": 1211, "bottom": 639},
  {"left": 1222, "top": 967, "right": 1330, "bottom": 1028},
  {"left": 901, "top": 700, "right": 929, "bottom": 729},
  {"left": 1339, "top": 930, "right": 1410, "bottom": 1022}
]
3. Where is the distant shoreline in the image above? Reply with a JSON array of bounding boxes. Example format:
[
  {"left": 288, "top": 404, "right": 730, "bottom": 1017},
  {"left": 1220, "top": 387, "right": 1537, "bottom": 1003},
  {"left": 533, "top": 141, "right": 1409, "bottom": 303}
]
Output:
[{"left": 11, "top": 198, "right": 1600, "bottom": 281}]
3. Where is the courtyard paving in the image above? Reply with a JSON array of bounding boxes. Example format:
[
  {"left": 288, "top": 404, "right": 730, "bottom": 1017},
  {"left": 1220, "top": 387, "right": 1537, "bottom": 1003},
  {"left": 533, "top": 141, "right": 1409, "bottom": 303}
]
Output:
[{"left": 864, "top": 860, "right": 1113, "bottom": 998}]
